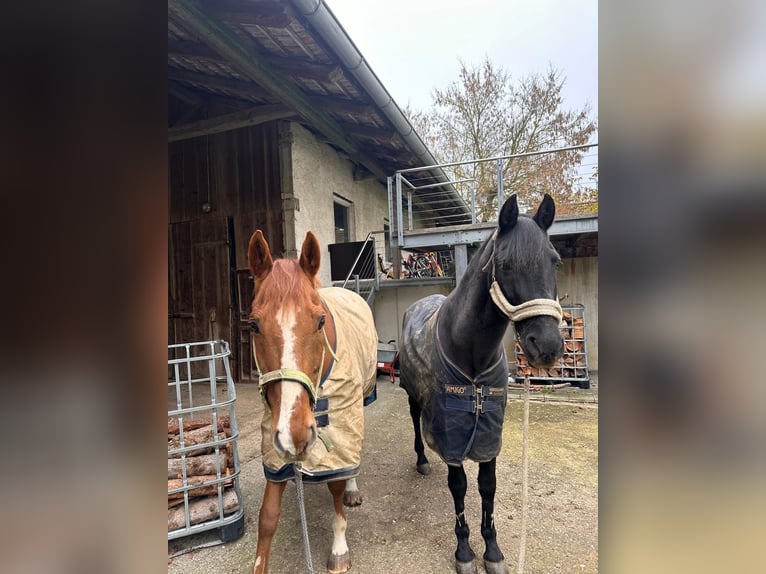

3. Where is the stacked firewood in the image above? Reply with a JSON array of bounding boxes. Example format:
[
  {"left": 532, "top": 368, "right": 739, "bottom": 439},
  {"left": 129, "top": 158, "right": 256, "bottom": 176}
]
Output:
[
  {"left": 167, "top": 415, "right": 239, "bottom": 532},
  {"left": 515, "top": 310, "right": 586, "bottom": 380}
]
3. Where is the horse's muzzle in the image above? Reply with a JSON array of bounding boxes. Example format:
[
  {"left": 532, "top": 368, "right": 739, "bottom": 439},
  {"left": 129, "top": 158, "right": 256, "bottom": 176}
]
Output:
[
  {"left": 273, "top": 423, "right": 317, "bottom": 459},
  {"left": 519, "top": 317, "right": 565, "bottom": 368}
]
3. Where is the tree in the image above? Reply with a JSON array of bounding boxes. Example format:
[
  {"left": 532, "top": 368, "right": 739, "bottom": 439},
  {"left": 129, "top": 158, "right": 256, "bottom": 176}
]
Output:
[{"left": 407, "top": 58, "right": 597, "bottom": 219}]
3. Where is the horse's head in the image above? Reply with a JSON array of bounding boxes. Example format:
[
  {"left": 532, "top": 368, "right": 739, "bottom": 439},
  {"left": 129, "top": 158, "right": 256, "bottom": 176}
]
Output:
[
  {"left": 247, "top": 230, "right": 330, "bottom": 460},
  {"left": 492, "top": 194, "right": 565, "bottom": 368}
]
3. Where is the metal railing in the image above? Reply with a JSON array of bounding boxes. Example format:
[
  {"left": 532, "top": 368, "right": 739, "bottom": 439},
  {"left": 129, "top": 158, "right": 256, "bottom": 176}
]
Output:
[
  {"left": 339, "top": 231, "right": 387, "bottom": 306},
  {"left": 389, "top": 143, "right": 598, "bottom": 248},
  {"left": 337, "top": 232, "right": 457, "bottom": 299}
]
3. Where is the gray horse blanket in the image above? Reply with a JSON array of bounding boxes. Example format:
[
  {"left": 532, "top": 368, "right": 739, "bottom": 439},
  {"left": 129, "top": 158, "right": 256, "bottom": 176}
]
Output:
[
  {"left": 261, "top": 287, "right": 378, "bottom": 483},
  {"left": 399, "top": 294, "right": 508, "bottom": 466}
]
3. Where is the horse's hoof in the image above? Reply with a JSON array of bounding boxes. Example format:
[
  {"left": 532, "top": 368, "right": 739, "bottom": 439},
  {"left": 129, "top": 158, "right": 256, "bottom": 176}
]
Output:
[
  {"left": 416, "top": 463, "right": 431, "bottom": 475},
  {"left": 327, "top": 551, "right": 350, "bottom": 573},
  {"left": 455, "top": 559, "right": 478, "bottom": 574},
  {"left": 484, "top": 559, "right": 509, "bottom": 574},
  {"left": 343, "top": 489, "right": 363, "bottom": 507}
]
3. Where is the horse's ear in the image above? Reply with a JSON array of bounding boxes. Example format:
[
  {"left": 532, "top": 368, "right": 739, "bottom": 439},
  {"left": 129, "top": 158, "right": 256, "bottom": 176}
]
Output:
[
  {"left": 299, "top": 231, "right": 321, "bottom": 280},
  {"left": 498, "top": 194, "right": 519, "bottom": 233},
  {"left": 533, "top": 193, "right": 556, "bottom": 231},
  {"left": 247, "top": 230, "right": 273, "bottom": 282}
]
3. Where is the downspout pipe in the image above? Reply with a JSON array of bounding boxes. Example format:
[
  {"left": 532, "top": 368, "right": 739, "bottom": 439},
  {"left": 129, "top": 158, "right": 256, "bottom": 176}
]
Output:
[{"left": 290, "top": 0, "right": 467, "bottom": 215}]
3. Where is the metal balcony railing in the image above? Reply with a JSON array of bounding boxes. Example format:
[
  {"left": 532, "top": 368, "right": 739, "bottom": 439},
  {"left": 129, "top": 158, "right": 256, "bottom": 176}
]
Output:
[{"left": 388, "top": 143, "right": 598, "bottom": 250}]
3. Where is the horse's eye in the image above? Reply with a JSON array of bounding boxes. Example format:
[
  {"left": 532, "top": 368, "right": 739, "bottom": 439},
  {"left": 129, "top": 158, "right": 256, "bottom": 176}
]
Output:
[
  {"left": 250, "top": 319, "right": 260, "bottom": 334},
  {"left": 317, "top": 315, "right": 326, "bottom": 331}
]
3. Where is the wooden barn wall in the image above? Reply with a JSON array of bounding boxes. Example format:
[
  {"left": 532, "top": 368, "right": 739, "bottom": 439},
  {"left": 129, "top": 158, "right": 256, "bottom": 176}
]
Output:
[{"left": 168, "top": 121, "right": 284, "bottom": 381}]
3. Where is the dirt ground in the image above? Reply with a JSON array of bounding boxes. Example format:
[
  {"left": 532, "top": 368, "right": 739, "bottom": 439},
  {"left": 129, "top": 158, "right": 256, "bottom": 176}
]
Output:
[{"left": 168, "top": 376, "right": 598, "bottom": 574}]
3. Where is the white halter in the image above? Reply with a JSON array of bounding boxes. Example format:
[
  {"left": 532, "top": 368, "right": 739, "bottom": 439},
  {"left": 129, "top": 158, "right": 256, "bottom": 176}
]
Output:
[{"left": 481, "top": 230, "right": 563, "bottom": 323}]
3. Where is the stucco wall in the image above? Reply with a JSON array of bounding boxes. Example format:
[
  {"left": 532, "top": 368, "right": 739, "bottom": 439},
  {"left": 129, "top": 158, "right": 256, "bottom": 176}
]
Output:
[{"left": 289, "top": 122, "right": 390, "bottom": 286}]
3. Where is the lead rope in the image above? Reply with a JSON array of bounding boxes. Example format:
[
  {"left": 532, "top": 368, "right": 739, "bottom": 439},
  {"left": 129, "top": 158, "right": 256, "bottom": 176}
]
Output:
[
  {"left": 516, "top": 376, "right": 530, "bottom": 574},
  {"left": 294, "top": 463, "right": 315, "bottom": 574},
  {"left": 293, "top": 327, "right": 337, "bottom": 574}
]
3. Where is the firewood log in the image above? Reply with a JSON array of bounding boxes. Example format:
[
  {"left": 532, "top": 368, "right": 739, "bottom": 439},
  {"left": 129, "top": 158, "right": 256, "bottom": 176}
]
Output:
[
  {"left": 167, "top": 473, "right": 233, "bottom": 501},
  {"left": 167, "top": 489, "right": 239, "bottom": 531},
  {"left": 167, "top": 453, "right": 229, "bottom": 479},
  {"left": 167, "top": 415, "right": 230, "bottom": 436},
  {"left": 168, "top": 426, "right": 227, "bottom": 457}
]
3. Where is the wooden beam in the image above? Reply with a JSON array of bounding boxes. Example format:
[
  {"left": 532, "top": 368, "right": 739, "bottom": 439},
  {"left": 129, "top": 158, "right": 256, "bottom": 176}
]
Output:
[
  {"left": 203, "top": 0, "right": 293, "bottom": 28},
  {"left": 168, "top": 38, "right": 220, "bottom": 61},
  {"left": 168, "top": 104, "right": 296, "bottom": 142},
  {"left": 167, "top": 67, "right": 271, "bottom": 100},
  {"left": 340, "top": 121, "right": 397, "bottom": 145},
  {"left": 310, "top": 95, "right": 375, "bottom": 119},
  {"left": 168, "top": 81, "right": 205, "bottom": 106},
  {"left": 169, "top": 40, "right": 346, "bottom": 86},
  {"left": 267, "top": 56, "right": 344, "bottom": 84},
  {"left": 169, "top": 0, "right": 389, "bottom": 180}
]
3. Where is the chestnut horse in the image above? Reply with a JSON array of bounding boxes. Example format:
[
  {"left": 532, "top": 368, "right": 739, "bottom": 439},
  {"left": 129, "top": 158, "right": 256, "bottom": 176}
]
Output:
[
  {"left": 398, "top": 194, "right": 565, "bottom": 574},
  {"left": 248, "top": 230, "right": 377, "bottom": 574}
]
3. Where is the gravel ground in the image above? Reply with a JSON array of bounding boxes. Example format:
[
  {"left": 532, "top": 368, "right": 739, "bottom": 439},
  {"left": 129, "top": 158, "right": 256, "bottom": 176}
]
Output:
[{"left": 168, "top": 376, "right": 598, "bottom": 574}]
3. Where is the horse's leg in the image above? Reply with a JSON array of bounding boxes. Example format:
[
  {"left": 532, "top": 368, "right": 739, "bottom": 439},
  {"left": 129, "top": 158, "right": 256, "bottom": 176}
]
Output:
[
  {"left": 448, "top": 464, "right": 477, "bottom": 574},
  {"left": 478, "top": 458, "right": 509, "bottom": 574},
  {"left": 327, "top": 479, "right": 351, "bottom": 574},
  {"left": 342, "top": 477, "right": 363, "bottom": 507},
  {"left": 253, "top": 480, "right": 287, "bottom": 574},
  {"left": 408, "top": 394, "right": 431, "bottom": 475}
]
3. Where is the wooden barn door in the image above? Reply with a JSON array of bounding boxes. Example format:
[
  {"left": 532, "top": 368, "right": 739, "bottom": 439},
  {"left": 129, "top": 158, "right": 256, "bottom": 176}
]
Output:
[{"left": 168, "top": 217, "right": 235, "bottom": 356}]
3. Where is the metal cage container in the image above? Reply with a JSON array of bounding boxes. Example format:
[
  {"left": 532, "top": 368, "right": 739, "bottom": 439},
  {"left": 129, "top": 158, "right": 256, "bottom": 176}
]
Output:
[
  {"left": 168, "top": 340, "right": 245, "bottom": 541},
  {"left": 514, "top": 304, "right": 590, "bottom": 389}
]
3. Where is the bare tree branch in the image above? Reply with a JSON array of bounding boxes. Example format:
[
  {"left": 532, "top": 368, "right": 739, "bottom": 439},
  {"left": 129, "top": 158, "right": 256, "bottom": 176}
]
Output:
[{"left": 404, "top": 59, "right": 597, "bottom": 219}]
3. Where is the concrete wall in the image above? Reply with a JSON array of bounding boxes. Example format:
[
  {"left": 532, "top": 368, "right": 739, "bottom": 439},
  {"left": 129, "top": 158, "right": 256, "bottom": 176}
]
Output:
[
  {"left": 289, "top": 122, "right": 389, "bottom": 286},
  {"left": 556, "top": 256, "right": 598, "bottom": 371},
  {"left": 372, "top": 282, "right": 453, "bottom": 345}
]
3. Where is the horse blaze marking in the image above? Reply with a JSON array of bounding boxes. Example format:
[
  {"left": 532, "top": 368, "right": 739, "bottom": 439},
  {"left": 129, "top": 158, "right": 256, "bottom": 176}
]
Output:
[
  {"left": 275, "top": 306, "right": 300, "bottom": 455},
  {"left": 277, "top": 306, "right": 298, "bottom": 368}
]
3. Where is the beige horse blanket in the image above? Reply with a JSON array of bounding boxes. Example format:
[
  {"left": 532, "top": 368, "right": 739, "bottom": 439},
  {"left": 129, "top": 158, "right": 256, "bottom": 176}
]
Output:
[{"left": 261, "top": 287, "right": 377, "bottom": 483}]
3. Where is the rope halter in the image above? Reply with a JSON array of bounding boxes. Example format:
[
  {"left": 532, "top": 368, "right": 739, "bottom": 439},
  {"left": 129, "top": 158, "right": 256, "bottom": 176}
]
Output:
[
  {"left": 482, "top": 230, "right": 563, "bottom": 323},
  {"left": 253, "top": 325, "right": 338, "bottom": 410}
]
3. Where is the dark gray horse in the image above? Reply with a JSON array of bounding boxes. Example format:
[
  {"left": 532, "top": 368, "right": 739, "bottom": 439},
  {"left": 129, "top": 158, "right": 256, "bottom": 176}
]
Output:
[{"left": 399, "top": 194, "right": 565, "bottom": 574}]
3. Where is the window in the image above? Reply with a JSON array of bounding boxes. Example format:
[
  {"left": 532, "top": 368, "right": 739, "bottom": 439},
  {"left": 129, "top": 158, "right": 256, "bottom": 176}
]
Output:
[{"left": 334, "top": 202, "right": 350, "bottom": 243}]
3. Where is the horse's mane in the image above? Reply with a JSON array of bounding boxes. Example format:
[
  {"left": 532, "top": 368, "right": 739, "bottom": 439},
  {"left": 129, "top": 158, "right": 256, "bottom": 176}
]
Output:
[{"left": 255, "top": 258, "right": 320, "bottom": 310}]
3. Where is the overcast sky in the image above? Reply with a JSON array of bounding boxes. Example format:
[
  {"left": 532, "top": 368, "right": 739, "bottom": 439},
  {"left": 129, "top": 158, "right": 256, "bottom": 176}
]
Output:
[{"left": 325, "top": 0, "right": 598, "bottom": 119}]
